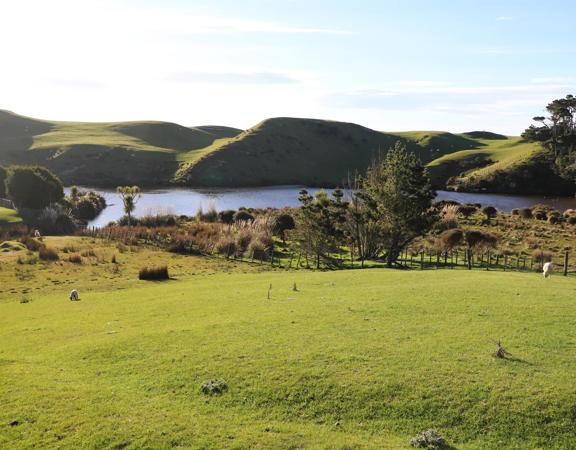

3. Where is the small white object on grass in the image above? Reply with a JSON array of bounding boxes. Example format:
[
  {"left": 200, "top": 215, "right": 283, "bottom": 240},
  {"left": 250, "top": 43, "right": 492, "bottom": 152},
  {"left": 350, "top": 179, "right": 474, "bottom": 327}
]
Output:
[{"left": 543, "top": 262, "right": 553, "bottom": 278}]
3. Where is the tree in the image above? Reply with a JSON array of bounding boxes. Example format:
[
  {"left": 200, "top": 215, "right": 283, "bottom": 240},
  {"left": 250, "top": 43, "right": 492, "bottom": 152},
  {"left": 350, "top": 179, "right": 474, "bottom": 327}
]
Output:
[
  {"left": 116, "top": 186, "right": 141, "bottom": 225},
  {"left": 273, "top": 212, "right": 295, "bottom": 243},
  {"left": 290, "top": 189, "right": 348, "bottom": 268},
  {"left": 5, "top": 165, "right": 64, "bottom": 209},
  {"left": 522, "top": 94, "right": 576, "bottom": 179},
  {"left": 356, "top": 142, "right": 436, "bottom": 267},
  {"left": 0, "top": 166, "right": 7, "bottom": 198}
]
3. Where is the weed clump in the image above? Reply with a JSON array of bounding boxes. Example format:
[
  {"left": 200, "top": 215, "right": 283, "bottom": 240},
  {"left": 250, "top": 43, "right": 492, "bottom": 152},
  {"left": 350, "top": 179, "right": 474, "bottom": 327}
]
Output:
[
  {"left": 409, "top": 429, "right": 446, "bottom": 448},
  {"left": 138, "top": 265, "right": 169, "bottom": 280},
  {"left": 200, "top": 379, "right": 228, "bottom": 396},
  {"left": 492, "top": 340, "right": 512, "bottom": 359},
  {"left": 38, "top": 246, "right": 59, "bottom": 261}
]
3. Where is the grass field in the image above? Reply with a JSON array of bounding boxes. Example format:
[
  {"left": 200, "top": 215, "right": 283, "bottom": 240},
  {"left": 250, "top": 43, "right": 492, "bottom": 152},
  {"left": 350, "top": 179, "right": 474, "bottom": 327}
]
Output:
[
  {"left": 1, "top": 237, "right": 576, "bottom": 449},
  {"left": 0, "top": 207, "right": 22, "bottom": 225}
]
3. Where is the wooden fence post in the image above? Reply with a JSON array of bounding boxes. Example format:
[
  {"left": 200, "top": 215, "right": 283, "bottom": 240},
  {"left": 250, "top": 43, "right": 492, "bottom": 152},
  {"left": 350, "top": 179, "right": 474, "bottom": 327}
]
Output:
[{"left": 564, "top": 251, "right": 569, "bottom": 276}]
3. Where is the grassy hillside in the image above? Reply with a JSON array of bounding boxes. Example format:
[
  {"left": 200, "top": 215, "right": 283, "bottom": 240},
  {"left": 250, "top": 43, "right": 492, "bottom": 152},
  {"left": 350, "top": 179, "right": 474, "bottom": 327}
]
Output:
[
  {"left": 2, "top": 237, "right": 576, "bottom": 449},
  {"left": 0, "top": 207, "right": 22, "bottom": 225},
  {"left": 1, "top": 110, "right": 569, "bottom": 194},
  {"left": 427, "top": 137, "right": 575, "bottom": 195},
  {"left": 175, "top": 119, "right": 473, "bottom": 187},
  {"left": 0, "top": 110, "right": 242, "bottom": 187}
]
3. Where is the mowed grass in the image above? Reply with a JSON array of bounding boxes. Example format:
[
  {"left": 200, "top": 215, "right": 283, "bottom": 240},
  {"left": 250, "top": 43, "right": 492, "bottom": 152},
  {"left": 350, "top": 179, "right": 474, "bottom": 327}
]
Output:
[
  {"left": 2, "top": 243, "right": 576, "bottom": 448},
  {"left": 0, "top": 207, "right": 22, "bottom": 224}
]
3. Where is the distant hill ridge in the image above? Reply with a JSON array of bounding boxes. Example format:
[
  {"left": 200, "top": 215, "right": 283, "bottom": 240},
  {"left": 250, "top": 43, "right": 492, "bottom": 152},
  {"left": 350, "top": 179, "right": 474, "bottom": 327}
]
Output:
[{"left": 0, "top": 110, "right": 569, "bottom": 195}]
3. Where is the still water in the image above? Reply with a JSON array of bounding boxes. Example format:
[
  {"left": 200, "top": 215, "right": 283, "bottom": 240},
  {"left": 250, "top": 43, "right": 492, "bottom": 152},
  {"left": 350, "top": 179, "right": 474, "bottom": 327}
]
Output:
[{"left": 65, "top": 186, "right": 576, "bottom": 228}]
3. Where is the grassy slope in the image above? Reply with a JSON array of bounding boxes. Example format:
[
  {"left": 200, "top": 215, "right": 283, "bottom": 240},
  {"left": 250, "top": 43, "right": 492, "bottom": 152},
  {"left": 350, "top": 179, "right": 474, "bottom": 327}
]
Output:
[
  {"left": 175, "top": 120, "right": 475, "bottom": 187},
  {"left": 0, "top": 207, "right": 22, "bottom": 225},
  {"left": 2, "top": 238, "right": 576, "bottom": 449},
  {"left": 1, "top": 110, "right": 565, "bottom": 193},
  {"left": 0, "top": 110, "right": 242, "bottom": 186}
]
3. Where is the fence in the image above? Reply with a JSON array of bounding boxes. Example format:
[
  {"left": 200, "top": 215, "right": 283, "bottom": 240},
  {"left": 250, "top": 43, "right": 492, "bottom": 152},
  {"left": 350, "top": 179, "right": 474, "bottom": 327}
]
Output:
[{"left": 396, "top": 248, "right": 571, "bottom": 276}]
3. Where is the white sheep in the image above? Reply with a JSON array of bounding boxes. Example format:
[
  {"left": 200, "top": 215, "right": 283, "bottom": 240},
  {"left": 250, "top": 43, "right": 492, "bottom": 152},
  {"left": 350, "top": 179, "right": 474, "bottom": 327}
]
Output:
[
  {"left": 69, "top": 289, "right": 79, "bottom": 301},
  {"left": 543, "top": 262, "right": 553, "bottom": 278}
]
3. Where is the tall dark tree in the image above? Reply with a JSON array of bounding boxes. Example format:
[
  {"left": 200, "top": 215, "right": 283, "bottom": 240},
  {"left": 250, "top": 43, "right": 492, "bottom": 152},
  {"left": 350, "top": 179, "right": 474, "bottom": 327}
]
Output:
[
  {"left": 290, "top": 188, "right": 348, "bottom": 268},
  {"left": 5, "top": 166, "right": 64, "bottom": 209},
  {"left": 356, "top": 142, "right": 436, "bottom": 267},
  {"left": 522, "top": 94, "right": 576, "bottom": 179}
]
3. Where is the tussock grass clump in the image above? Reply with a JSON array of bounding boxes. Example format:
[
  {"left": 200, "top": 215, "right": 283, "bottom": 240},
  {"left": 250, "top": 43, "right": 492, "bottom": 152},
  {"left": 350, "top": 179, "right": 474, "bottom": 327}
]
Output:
[
  {"left": 518, "top": 208, "right": 533, "bottom": 219},
  {"left": 409, "top": 429, "right": 446, "bottom": 448},
  {"left": 38, "top": 245, "right": 59, "bottom": 261},
  {"left": 68, "top": 254, "right": 83, "bottom": 264},
  {"left": 19, "top": 236, "right": 42, "bottom": 251},
  {"left": 81, "top": 249, "right": 96, "bottom": 257},
  {"left": 200, "top": 379, "right": 228, "bottom": 396},
  {"left": 138, "top": 265, "right": 169, "bottom": 281}
]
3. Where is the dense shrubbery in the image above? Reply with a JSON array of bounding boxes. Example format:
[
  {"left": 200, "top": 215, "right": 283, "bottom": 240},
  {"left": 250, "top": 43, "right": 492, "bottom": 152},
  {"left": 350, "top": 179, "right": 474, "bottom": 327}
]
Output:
[
  {"left": 5, "top": 166, "right": 64, "bottom": 209},
  {"left": 36, "top": 205, "right": 78, "bottom": 235},
  {"left": 139, "top": 265, "right": 169, "bottom": 280},
  {"left": 66, "top": 188, "right": 107, "bottom": 221}
]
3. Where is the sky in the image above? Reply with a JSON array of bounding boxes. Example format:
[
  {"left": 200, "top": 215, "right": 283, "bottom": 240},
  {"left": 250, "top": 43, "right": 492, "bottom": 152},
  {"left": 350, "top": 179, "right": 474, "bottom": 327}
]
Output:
[{"left": 1, "top": 0, "right": 575, "bottom": 134}]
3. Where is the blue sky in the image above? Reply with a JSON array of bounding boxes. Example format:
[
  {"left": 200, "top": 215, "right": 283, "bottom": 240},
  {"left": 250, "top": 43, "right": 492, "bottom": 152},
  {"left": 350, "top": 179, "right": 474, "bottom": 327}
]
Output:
[{"left": 1, "top": 0, "right": 575, "bottom": 133}]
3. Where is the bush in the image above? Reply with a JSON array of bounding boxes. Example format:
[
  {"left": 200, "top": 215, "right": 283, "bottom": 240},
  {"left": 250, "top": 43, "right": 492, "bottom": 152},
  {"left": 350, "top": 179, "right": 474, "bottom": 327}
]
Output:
[
  {"left": 547, "top": 211, "right": 563, "bottom": 225},
  {"left": 37, "top": 205, "right": 78, "bottom": 235},
  {"left": 137, "top": 214, "right": 178, "bottom": 228},
  {"left": 438, "top": 228, "right": 464, "bottom": 251},
  {"left": 511, "top": 208, "right": 519, "bottom": 215},
  {"left": 200, "top": 379, "right": 228, "bottom": 396},
  {"left": 246, "top": 238, "right": 270, "bottom": 260},
  {"left": 216, "top": 236, "right": 237, "bottom": 258},
  {"left": 5, "top": 166, "right": 64, "bottom": 209},
  {"left": 273, "top": 213, "right": 295, "bottom": 239},
  {"left": 138, "top": 265, "right": 169, "bottom": 280},
  {"left": 458, "top": 205, "right": 477, "bottom": 218},
  {"left": 465, "top": 230, "right": 498, "bottom": 250},
  {"left": 518, "top": 208, "right": 533, "bottom": 219},
  {"left": 218, "top": 209, "right": 236, "bottom": 224},
  {"left": 19, "top": 236, "right": 42, "bottom": 251},
  {"left": 39, "top": 245, "right": 59, "bottom": 261},
  {"left": 482, "top": 205, "right": 498, "bottom": 221},
  {"left": 567, "top": 216, "right": 576, "bottom": 225},
  {"left": 68, "top": 254, "right": 83, "bottom": 264},
  {"left": 233, "top": 210, "right": 254, "bottom": 223}
]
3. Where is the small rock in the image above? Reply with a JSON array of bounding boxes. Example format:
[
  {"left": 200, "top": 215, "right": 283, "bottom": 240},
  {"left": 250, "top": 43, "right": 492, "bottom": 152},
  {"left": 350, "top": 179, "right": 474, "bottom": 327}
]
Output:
[
  {"left": 9, "top": 420, "right": 20, "bottom": 426},
  {"left": 200, "top": 379, "right": 228, "bottom": 396},
  {"left": 409, "top": 429, "right": 446, "bottom": 448}
]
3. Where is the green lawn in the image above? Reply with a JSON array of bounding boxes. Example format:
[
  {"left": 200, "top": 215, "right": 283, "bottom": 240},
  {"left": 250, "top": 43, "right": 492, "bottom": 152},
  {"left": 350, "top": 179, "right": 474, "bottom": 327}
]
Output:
[
  {"left": 0, "top": 207, "right": 22, "bottom": 225},
  {"left": 2, "top": 261, "right": 576, "bottom": 449}
]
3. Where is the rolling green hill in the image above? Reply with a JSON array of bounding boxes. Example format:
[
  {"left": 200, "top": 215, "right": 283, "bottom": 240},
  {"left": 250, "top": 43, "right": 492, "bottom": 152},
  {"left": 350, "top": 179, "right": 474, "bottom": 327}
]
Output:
[
  {"left": 0, "top": 110, "right": 570, "bottom": 194},
  {"left": 0, "top": 110, "right": 242, "bottom": 186}
]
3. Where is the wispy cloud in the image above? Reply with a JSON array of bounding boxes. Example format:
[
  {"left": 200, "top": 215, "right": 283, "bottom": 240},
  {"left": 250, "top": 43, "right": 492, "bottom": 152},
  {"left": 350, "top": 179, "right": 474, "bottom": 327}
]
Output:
[
  {"left": 496, "top": 16, "right": 514, "bottom": 21},
  {"left": 324, "top": 81, "right": 576, "bottom": 117},
  {"left": 165, "top": 71, "right": 300, "bottom": 85}
]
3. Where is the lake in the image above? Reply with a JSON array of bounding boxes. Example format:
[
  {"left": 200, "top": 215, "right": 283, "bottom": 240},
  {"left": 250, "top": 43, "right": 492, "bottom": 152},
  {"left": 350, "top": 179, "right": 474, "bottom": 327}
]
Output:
[{"left": 66, "top": 186, "right": 576, "bottom": 228}]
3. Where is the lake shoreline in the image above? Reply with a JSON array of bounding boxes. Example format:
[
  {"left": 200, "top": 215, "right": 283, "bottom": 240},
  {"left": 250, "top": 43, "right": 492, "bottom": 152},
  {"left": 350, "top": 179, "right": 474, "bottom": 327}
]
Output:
[{"left": 65, "top": 186, "right": 576, "bottom": 228}]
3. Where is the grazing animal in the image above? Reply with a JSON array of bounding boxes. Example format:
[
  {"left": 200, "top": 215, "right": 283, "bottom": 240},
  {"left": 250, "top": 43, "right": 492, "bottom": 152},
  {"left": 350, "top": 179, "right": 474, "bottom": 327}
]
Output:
[
  {"left": 69, "top": 289, "right": 79, "bottom": 301},
  {"left": 543, "top": 262, "right": 553, "bottom": 278}
]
